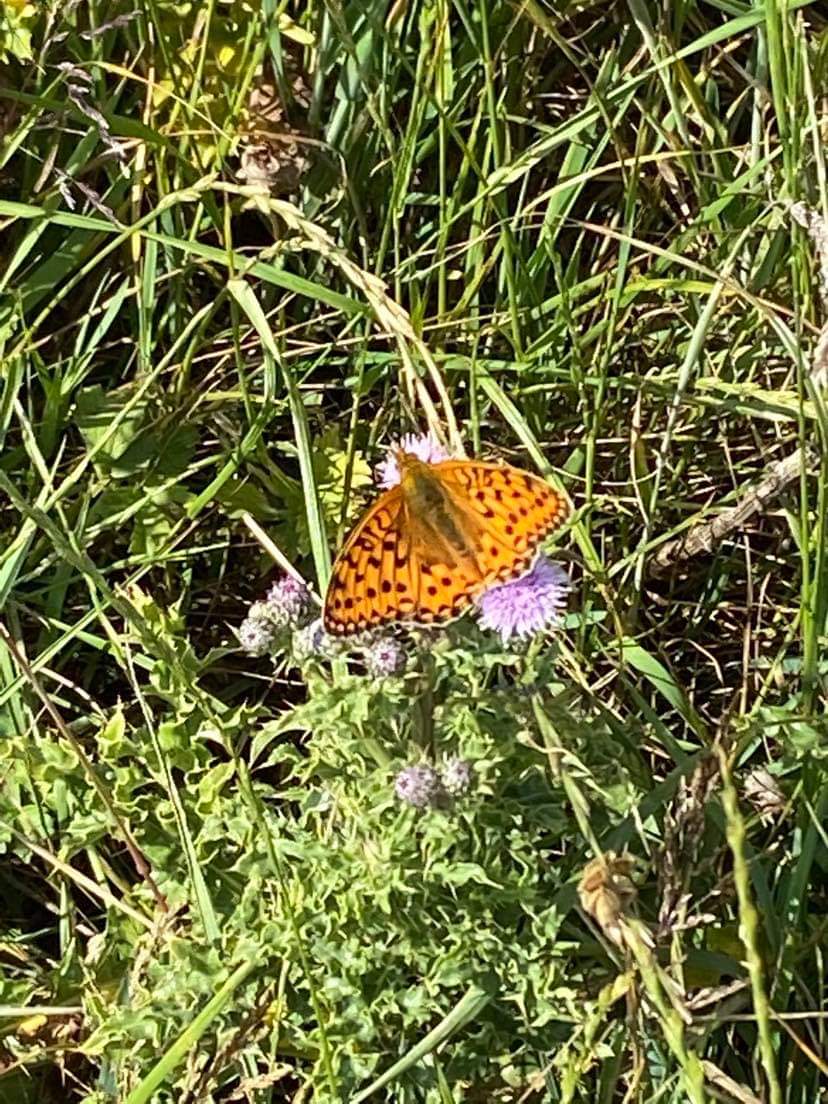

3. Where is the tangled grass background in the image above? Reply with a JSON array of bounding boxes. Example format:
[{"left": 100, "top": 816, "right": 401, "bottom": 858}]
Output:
[{"left": 1, "top": 2, "right": 828, "bottom": 1101}]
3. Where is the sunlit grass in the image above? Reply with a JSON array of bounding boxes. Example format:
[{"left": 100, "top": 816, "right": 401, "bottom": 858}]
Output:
[{"left": 0, "top": 2, "right": 827, "bottom": 1101}]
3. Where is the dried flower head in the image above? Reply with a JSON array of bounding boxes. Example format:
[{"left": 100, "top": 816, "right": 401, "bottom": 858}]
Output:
[
  {"left": 441, "top": 757, "right": 474, "bottom": 797},
  {"left": 394, "top": 764, "right": 443, "bottom": 809},
  {"left": 236, "top": 77, "right": 311, "bottom": 196},
  {"left": 375, "top": 431, "right": 452, "bottom": 489},
  {"left": 476, "top": 554, "right": 569, "bottom": 643},
  {"left": 364, "top": 636, "right": 407, "bottom": 678},
  {"left": 237, "top": 136, "right": 311, "bottom": 196},
  {"left": 578, "top": 852, "right": 638, "bottom": 947},
  {"left": 743, "top": 766, "right": 786, "bottom": 822},
  {"left": 264, "top": 574, "right": 312, "bottom": 630},
  {"left": 238, "top": 601, "right": 276, "bottom": 657}
]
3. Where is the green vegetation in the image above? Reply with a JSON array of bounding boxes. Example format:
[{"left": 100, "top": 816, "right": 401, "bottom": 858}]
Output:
[{"left": 1, "top": 1, "right": 827, "bottom": 1100}]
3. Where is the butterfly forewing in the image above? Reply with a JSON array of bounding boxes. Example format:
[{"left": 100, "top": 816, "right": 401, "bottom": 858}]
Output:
[
  {"left": 324, "top": 458, "right": 569, "bottom": 635},
  {"left": 433, "top": 461, "right": 569, "bottom": 582}
]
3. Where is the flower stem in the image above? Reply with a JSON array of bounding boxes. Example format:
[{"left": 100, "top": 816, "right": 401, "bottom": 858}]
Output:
[{"left": 622, "top": 919, "right": 708, "bottom": 1104}]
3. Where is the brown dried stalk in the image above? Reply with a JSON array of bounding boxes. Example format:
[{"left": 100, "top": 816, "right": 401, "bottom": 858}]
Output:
[
  {"left": 652, "top": 445, "right": 817, "bottom": 569},
  {"left": 657, "top": 755, "right": 718, "bottom": 937}
]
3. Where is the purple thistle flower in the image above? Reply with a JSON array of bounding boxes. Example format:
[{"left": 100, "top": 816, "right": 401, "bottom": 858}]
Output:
[
  {"left": 394, "top": 764, "right": 442, "bottom": 808},
  {"left": 238, "top": 601, "right": 276, "bottom": 656},
  {"left": 364, "top": 636, "right": 407, "bottom": 678},
  {"left": 292, "top": 617, "right": 328, "bottom": 661},
  {"left": 441, "top": 757, "right": 474, "bottom": 797},
  {"left": 375, "top": 431, "right": 452, "bottom": 489},
  {"left": 476, "top": 554, "right": 569, "bottom": 643},
  {"left": 264, "top": 573, "right": 312, "bottom": 629}
]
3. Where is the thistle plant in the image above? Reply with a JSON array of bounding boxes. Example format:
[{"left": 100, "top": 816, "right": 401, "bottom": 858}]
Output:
[{"left": 3, "top": 8, "right": 819, "bottom": 1102}]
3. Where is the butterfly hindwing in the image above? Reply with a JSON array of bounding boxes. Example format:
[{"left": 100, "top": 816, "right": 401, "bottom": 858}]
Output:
[
  {"left": 325, "top": 503, "right": 475, "bottom": 634},
  {"left": 432, "top": 460, "right": 569, "bottom": 583},
  {"left": 324, "top": 487, "right": 405, "bottom": 634},
  {"left": 405, "top": 546, "right": 480, "bottom": 625}
]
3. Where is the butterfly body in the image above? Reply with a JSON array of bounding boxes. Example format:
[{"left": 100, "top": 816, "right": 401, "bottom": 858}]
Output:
[
  {"left": 324, "top": 451, "right": 569, "bottom": 635},
  {"left": 398, "top": 453, "right": 488, "bottom": 569}
]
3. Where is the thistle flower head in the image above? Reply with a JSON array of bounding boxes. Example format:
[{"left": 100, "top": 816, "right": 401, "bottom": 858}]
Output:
[
  {"left": 394, "top": 764, "right": 442, "bottom": 808},
  {"left": 238, "top": 601, "right": 276, "bottom": 656},
  {"left": 292, "top": 617, "right": 328, "bottom": 662},
  {"left": 441, "top": 757, "right": 474, "bottom": 797},
  {"left": 375, "top": 431, "right": 452, "bottom": 489},
  {"left": 476, "top": 554, "right": 569, "bottom": 643},
  {"left": 264, "top": 573, "right": 312, "bottom": 629},
  {"left": 364, "top": 636, "right": 407, "bottom": 678}
]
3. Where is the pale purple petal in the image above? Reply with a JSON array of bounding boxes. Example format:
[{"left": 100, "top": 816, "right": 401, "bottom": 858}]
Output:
[
  {"left": 264, "top": 574, "right": 312, "bottom": 628},
  {"left": 394, "top": 764, "right": 442, "bottom": 808},
  {"left": 441, "top": 757, "right": 474, "bottom": 797},
  {"left": 375, "top": 431, "right": 452, "bottom": 488},
  {"left": 475, "top": 555, "right": 569, "bottom": 643},
  {"left": 238, "top": 602, "right": 276, "bottom": 656},
  {"left": 364, "top": 636, "right": 407, "bottom": 678},
  {"left": 292, "top": 617, "right": 330, "bottom": 661}
]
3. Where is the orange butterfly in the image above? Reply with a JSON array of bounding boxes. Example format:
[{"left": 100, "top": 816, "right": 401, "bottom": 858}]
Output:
[{"left": 324, "top": 450, "right": 569, "bottom": 635}]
